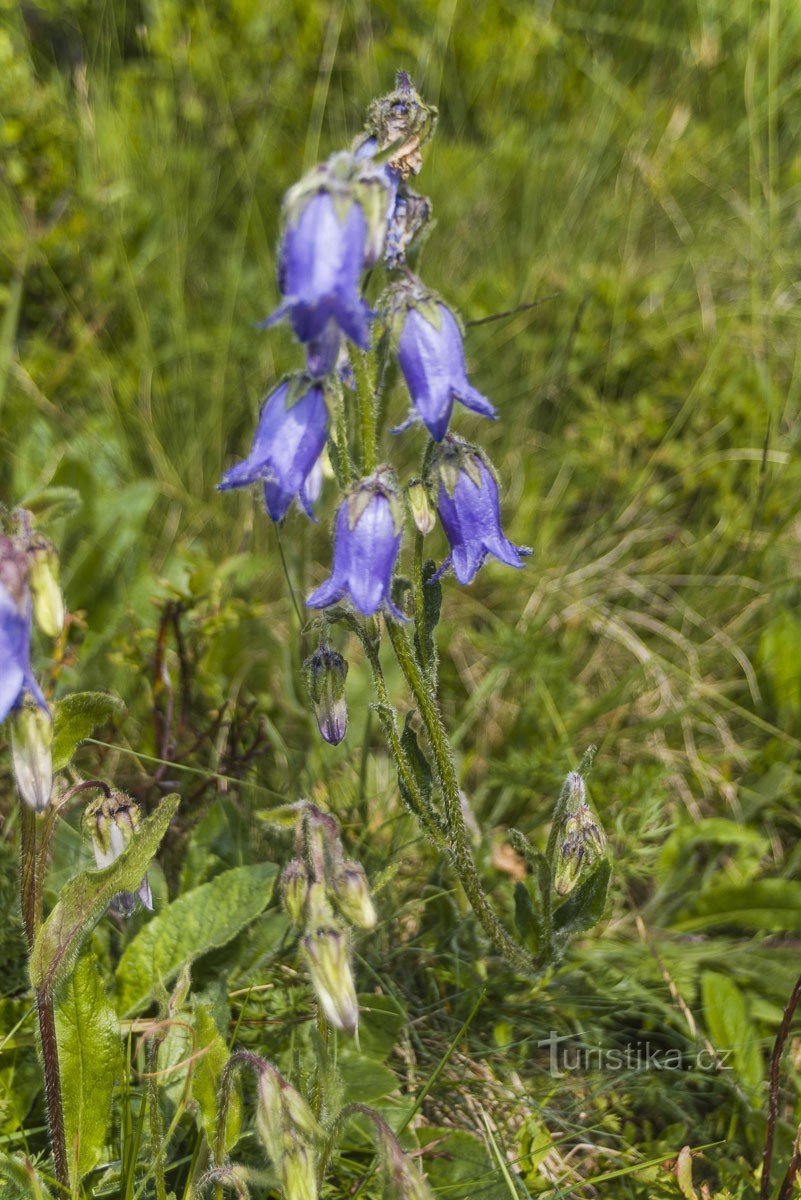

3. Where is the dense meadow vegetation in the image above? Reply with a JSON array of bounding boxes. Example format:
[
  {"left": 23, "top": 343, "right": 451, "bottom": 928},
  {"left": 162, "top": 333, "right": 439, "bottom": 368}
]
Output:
[{"left": 2, "top": 0, "right": 801, "bottom": 1196}]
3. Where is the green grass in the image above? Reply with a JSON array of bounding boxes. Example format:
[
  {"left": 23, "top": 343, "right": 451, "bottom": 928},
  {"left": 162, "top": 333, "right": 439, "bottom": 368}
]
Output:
[{"left": 3, "top": 0, "right": 801, "bottom": 1195}]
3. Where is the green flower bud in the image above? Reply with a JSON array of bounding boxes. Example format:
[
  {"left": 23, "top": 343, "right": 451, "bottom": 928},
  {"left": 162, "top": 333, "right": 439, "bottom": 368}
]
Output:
[
  {"left": 83, "top": 790, "right": 153, "bottom": 914},
  {"left": 11, "top": 699, "right": 53, "bottom": 812},
  {"left": 303, "top": 883, "right": 359, "bottom": 1034},
  {"left": 407, "top": 479, "right": 436, "bottom": 536},
  {"left": 302, "top": 646, "right": 348, "bottom": 746},
  {"left": 255, "top": 1066, "right": 320, "bottom": 1200},
  {"left": 553, "top": 793, "right": 606, "bottom": 897},
  {"left": 332, "top": 860, "right": 377, "bottom": 931},
  {"left": 379, "top": 1128, "right": 435, "bottom": 1200},
  {"left": 281, "top": 859, "right": 311, "bottom": 927},
  {"left": 27, "top": 536, "right": 65, "bottom": 638}
]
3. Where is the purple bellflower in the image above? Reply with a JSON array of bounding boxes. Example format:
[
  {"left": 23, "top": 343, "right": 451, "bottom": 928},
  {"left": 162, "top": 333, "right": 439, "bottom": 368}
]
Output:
[
  {"left": 430, "top": 438, "right": 530, "bottom": 585},
  {"left": 263, "top": 153, "right": 391, "bottom": 376},
  {"left": 0, "top": 537, "right": 47, "bottom": 724},
  {"left": 395, "top": 294, "right": 496, "bottom": 441},
  {"left": 218, "top": 379, "right": 328, "bottom": 522},
  {"left": 307, "top": 470, "right": 406, "bottom": 620}
]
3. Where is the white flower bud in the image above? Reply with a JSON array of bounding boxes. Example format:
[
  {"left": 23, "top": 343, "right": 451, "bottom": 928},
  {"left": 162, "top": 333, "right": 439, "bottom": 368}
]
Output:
[{"left": 11, "top": 699, "right": 53, "bottom": 812}]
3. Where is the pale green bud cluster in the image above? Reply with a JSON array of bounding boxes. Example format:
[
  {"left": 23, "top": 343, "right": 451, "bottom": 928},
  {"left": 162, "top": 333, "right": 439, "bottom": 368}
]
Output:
[
  {"left": 256, "top": 1065, "right": 321, "bottom": 1200},
  {"left": 406, "top": 479, "right": 436, "bottom": 536},
  {"left": 280, "top": 806, "right": 379, "bottom": 1035},
  {"left": 11, "top": 698, "right": 53, "bottom": 812}
]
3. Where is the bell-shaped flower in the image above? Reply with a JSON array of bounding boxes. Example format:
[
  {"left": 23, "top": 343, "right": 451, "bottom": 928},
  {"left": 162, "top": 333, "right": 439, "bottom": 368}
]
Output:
[
  {"left": 395, "top": 292, "right": 496, "bottom": 441},
  {"left": 218, "top": 379, "right": 328, "bottom": 522},
  {"left": 263, "top": 152, "right": 391, "bottom": 374},
  {"left": 430, "top": 438, "right": 530, "bottom": 585},
  {"left": 307, "top": 470, "right": 406, "bottom": 620},
  {"left": 0, "top": 537, "right": 47, "bottom": 724},
  {"left": 83, "top": 791, "right": 153, "bottom": 914}
]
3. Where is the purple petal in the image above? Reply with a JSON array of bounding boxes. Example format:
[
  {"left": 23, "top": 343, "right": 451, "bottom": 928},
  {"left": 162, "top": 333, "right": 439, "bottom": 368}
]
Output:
[{"left": 343, "top": 495, "right": 400, "bottom": 615}]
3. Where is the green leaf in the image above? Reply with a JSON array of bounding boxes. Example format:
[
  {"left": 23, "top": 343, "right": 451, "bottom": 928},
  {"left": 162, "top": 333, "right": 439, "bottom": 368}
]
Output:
[
  {"left": 51, "top": 692, "right": 125, "bottom": 772},
  {"left": 552, "top": 859, "right": 611, "bottom": 938},
  {"left": 115, "top": 863, "right": 278, "bottom": 1015},
  {"left": 400, "top": 713, "right": 433, "bottom": 804},
  {"left": 701, "top": 971, "right": 763, "bottom": 1102},
  {"left": 513, "top": 882, "right": 542, "bottom": 954},
  {"left": 30, "top": 795, "right": 179, "bottom": 994},
  {"left": 413, "top": 558, "right": 441, "bottom": 677},
  {"left": 55, "top": 947, "right": 120, "bottom": 1190},
  {"left": 417, "top": 1127, "right": 509, "bottom": 1200},
  {"left": 672, "top": 879, "right": 801, "bottom": 933},
  {"left": 0, "top": 1152, "right": 53, "bottom": 1200},
  {"left": 20, "top": 486, "right": 82, "bottom": 525},
  {"left": 191, "top": 1005, "right": 241, "bottom": 1152}
]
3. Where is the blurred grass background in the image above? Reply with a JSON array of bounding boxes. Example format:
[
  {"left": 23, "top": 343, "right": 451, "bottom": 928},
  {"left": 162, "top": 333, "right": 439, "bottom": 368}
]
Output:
[{"left": 3, "top": 0, "right": 801, "bottom": 1195}]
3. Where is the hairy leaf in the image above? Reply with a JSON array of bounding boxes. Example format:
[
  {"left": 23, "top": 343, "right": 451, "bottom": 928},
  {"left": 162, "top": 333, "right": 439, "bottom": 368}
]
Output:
[
  {"left": 191, "top": 1005, "right": 241, "bottom": 1151},
  {"left": 552, "top": 859, "right": 611, "bottom": 938},
  {"left": 30, "top": 795, "right": 179, "bottom": 994},
  {"left": 115, "top": 863, "right": 277, "bottom": 1014},
  {"left": 701, "top": 971, "right": 762, "bottom": 1100},
  {"left": 51, "top": 692, "right": 125, "bottom": 772},
  {"left": 55, "top": 948, "right": 120, "bottom": 1189}
]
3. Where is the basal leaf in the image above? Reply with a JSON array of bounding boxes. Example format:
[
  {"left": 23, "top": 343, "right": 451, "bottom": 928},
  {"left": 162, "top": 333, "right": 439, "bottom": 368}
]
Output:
[
  {"left": 115, "top": 863, "right": 277, "bottom": 1015},
  {"left": 701, "top": 971, "right": 763, "bottom": 1102},
  {"left": 55, "top": 947, "right": 120, "bottom": 1189},
  {"left": 673, "top": 879, "right": 801, "bottom": 933},
  {"left": 30, "top": 795, "right": 179, "bottom": 994}
]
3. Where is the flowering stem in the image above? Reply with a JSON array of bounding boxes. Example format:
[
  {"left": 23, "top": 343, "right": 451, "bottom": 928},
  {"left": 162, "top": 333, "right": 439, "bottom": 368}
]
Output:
[
  {"left": 19, "top": 804, "right": 69, "bottom": 1186},
  {"left": 386, "top": 622, "right": 536, "bottom": 976},
  {"left": 412, "top": 530, "right": 431, "bottom": 681},
  {"left": 349, "top": 348, "right": 377, "bottom": 474},
  {"left": 341, "top": 615, "right": 446, "bottom": 846},
  {"left": 333, "top": 384, "right": 353, "bottom": 487}
]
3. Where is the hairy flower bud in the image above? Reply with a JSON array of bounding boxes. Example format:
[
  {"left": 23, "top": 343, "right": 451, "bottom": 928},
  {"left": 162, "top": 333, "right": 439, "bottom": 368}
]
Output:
[
  {"left": 83, "top": 791, "right": 153, "bottom": 914},
  {"left": 256, "top": 1066, "right": 320, "bottom": 1200},
  {"left": 365, "top": 71, "right": 438, "bottom": 178},
  {"left": 303, "top": 883, "right": 359, "bottom": 1034},
  {"left": 281, "top": 859, "right": 311, "bottom": 926},
  {"left": 332, "top": 861, "right": 377, "bottom": 930},
  {"left": 27, "top": 536, "right": 65, "bottom": 638},
  {"left": 406, "top": 479, "right": 436, "bottom": 536},
  {"left": 552, "top": 773, "right": 606, "bottom": 896},
  {"left": 379, "top": 1126, "right": 435, "bottom": 1200},
  {"left": 302, "top": 646, "right": 349, "bottom": 746},
  {"left": 11, "top": 698, "right": 53, "bottom": 812}
]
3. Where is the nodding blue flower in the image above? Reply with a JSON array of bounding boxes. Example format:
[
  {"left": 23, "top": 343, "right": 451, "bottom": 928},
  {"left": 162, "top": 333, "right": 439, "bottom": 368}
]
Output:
[
  {"left": 430, "top": 438, "right": 530, "bottom": 585},
  {"left": 263, "top": 152, "right": 391, "bottom": 374},
  {"left": 0, "top": 537, "right": 47, "bottom": 725},
  {"left": 307, "top": 470, "right": 407, "bottom": 620},
  {"left": 218, "top": 380, "right": 328, "bottom": 522},
  {"left": 394, "top": 293, "right": 496, "bottom": 441}
]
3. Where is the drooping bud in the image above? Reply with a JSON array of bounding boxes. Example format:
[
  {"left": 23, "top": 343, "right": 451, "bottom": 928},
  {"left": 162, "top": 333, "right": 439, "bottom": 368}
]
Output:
[
  {"left": 281, "top": 859, "right": 311, "bottom": 927},
  {"left": 255, "top": 1065, "right": 320, "bottom": 1200},
  {"left": 302, "top": 646, "right": 349, "bottom": 746},
  {"left": 378, "top": 1124, "right": 435, "bottom": 1200},
  {"left": 83, "top": 790, "right": 153, "bottom": 914},
  {"left": 406, "top": 479, "right": 436, "bottom": 536},
  {"left": 552, "top": 772, "right": 606, "bottom": 897},
  {"left": 302, "top": 883, "right": 359, "bottom": 1034},
  {"left": 332, "top": 860, "right": 377, "bottom": 931},
  {"left": 11, "top": 698, "right": 53, "bottom": 812},
  {"left": 27, "top": 535, "right": 65, "bottom": 638}
]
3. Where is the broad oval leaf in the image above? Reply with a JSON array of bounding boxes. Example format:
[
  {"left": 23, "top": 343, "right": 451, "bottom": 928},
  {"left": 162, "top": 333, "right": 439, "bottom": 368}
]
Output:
[
  {"left": 55, "top": 947, "right": 120, "bottom": 1190},
  {"left": 30, "top": 795, "right": 179, "bottom": 994},
  {"left": 114, "top": 863, "right": 278, "bottom": 1015}
]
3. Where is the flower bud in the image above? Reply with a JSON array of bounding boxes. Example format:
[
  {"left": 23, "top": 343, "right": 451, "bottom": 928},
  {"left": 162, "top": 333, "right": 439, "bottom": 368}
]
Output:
[
  {"left": 27, "top": 536, "right": 65, "bottom": 638},
  {"left": 406, "top": 479, "right": 436, "bottom": 536},
  {"left": 83, "top": 790, "right": 153, "bottom": 914},
  {"left": 553, "top": 777, "right": 606, "bottom": 897},
  {"left": 302, "top": 646, "right": 348, "bottom": 746},
  {"left": 11, "top": 699, "right": 53, "bottom": 812},
  {"left": 379, "top": 1128, "right": 435, "bottom": 1200},
  {"left": 256, "top": 1066, "right": 320, "bottom": 1200},
  {"left": 281, "top": 859, "right": 311, "bottom": 927},
  {"left": 303, "top": 883, "right": 359, "bottom": 1034},
  {"left": 332, "top": 860, "right": 377, "bottom": 930}
]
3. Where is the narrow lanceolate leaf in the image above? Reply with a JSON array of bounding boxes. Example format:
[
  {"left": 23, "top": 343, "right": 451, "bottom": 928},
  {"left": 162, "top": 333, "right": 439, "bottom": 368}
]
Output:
[
  {"left": 55, "top": 948, "right": 120, "bottom": 1190},
  {"left": 114, "top": 863, "right": 278, "bottom": 1015},
  {"left": 701, "top": 971, "right": 763, "bottom": 1101},
  {"left": 552, "top": 859, "right": 611, "bottom": 939},
  {"left": 30, "top": 795, "right": 179, "bottom": 994},
  {"left": 51, "top": 692, "right": 125, "bottom": 772}
]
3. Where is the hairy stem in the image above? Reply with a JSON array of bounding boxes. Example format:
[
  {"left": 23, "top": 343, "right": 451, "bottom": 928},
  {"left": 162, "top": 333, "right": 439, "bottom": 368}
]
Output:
[
  {"left": 19, "top": 804, "right": 69, "bottom": 1186},
  {"left": 761, "top": 970, "right": 801, "bottom": 1200},
  {"left": 333, "top": 383, "right": 353, "bottom": 488},
  {"left": 147, "top": 1038, "right": 168, "bottom": 1200},
  {"left": 412, "top": 531, "right": 431, "bottom": 681},
  {"left": 386, "top": 621, "right": 536, "bottom": 976},
  {"left": 350, "top": 348, "right": 377, "bottom": 474}
]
